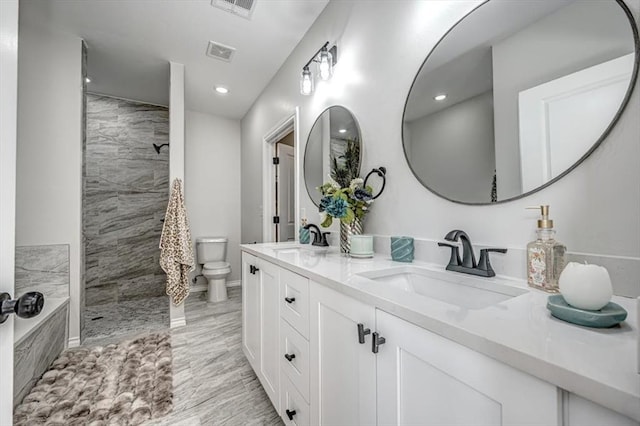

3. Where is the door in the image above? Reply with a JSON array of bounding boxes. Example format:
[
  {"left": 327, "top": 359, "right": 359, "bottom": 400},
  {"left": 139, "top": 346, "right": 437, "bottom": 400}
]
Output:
[
  {"left": 376, "top": 310, "right": 558, "bottom": 426},
  {"left": 259, "top": 259, "right": 280, "bottom": 411},
  {"left": 309, "top": 282, "right": 376, "bottom": 426},
  {"left": 0, "top": 0, "right": 19, "bottom": 422},
  {"left": 242, "top": 252, "right": 260, "bottom": 370},
  {"left": 518, "top": 53, "right": 634, "bottom": 193},
  {"left": 277, "top": 143, "right": 295, "bottom": 242}
]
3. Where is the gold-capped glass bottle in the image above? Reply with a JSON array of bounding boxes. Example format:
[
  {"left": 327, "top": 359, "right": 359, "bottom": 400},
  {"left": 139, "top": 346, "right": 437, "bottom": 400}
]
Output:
[{"left": 526, "top": 205, "right": 566, "bottom": 292}]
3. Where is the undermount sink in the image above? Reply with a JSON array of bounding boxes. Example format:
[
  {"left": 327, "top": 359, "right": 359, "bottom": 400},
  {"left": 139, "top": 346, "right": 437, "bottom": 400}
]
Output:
[{"left": 357, "top": 266, "right": 528, "bottom": 310}]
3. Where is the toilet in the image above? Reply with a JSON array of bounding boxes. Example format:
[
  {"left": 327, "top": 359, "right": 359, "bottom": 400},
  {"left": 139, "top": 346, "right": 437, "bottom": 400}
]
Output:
[{"left": 196, "top": 237, "right": 231, "bottom": 302}]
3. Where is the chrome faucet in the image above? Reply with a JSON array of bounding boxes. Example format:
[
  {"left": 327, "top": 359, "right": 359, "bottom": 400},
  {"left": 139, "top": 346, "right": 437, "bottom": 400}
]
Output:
[
  {"left": 304, "top": 223, "right": 330, "bottom": 247},
  {"left": 438, "top": 230, "right": 507, "bottom": 277}
]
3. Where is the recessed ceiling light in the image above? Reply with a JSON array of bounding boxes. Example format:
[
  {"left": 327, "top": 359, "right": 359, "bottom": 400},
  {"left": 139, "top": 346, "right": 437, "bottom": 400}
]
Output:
[
  {"left": 434, "top": 94, "right": 447, "bottom": 101},
  {"left": 338, "top": 129, "right": 347, "bottom": 134},
  {"left": 215, "top": 86, "right": 229, "bottom": 94},
  {"left": 84, "top": 77, "right": 91, "bottom": 83}
]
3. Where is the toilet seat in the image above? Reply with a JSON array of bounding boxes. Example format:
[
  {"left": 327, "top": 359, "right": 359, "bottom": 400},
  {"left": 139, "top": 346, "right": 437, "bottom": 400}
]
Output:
[
  {"left": 203, "top": 261, "right": 230, "bottom": 270},
  {"left": 202, "top": 261, "right": 231, "bottom": 276}
]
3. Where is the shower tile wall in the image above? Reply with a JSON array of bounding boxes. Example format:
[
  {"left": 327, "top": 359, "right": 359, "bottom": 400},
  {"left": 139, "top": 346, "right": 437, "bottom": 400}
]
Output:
[{"left": 84, "top": 94, "right": 169, "bottom": 307}]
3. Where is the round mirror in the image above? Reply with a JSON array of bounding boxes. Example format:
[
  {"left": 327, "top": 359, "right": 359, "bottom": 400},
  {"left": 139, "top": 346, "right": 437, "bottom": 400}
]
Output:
[
  {"left": 403, "top": 0, "right": 639, "bottom": 205},
  {"left": 304, "top": 106, "right": 362, "bottom": 206}
]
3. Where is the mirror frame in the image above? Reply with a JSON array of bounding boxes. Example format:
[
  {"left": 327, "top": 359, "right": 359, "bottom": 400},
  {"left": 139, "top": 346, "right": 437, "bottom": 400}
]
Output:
[
  {"left": 304, "top": 105, "right": 363, "bottom": 207},
  {"left": 401, "top": 0, "right": 640, "bottom": 205}
]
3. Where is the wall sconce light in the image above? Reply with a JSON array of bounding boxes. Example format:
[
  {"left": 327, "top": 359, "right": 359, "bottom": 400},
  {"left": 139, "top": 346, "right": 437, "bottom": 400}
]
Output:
[{"left": 300, "top": 41, "right": 338, "bottom": 96}]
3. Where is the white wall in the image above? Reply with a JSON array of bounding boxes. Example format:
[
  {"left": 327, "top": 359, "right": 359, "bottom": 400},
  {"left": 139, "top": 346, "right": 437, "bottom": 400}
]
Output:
[
  {"left": 408, "top": 91, "right": 495, "bottom": 203},
  {"left": 492, "top": 1, "right": 635, "bottom": 200},
  {"left": 185, "top": 110, "right": 242, "bottom": 282},
  {"left": 241, "top": 1, "right": 640, "bottom": 296},
  {"left": 16, "top": 17, "right": 83, "bottom": 344}
]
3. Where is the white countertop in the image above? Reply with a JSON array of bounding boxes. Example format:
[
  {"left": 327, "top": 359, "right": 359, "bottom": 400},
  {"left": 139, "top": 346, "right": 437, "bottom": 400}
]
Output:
[{"left": 241, "top": 242, "right": 640, "bottom": 421}]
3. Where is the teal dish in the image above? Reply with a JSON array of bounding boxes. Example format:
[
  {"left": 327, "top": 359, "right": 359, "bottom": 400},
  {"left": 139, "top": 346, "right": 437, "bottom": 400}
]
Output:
[
  {"left": 391, "top": 236, "right": 414, "bottom": 263},
  {"left": 547, "top": 295, "right": 627, "bottom": 328},
  {"left": 299, "top": 227, "right": 310, "bottom": 244}
]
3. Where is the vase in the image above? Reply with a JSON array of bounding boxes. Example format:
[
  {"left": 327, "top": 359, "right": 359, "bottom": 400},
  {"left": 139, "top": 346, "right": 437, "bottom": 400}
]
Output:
[{"left": 340, "top": 217, "right": 363, "bottom": 254}]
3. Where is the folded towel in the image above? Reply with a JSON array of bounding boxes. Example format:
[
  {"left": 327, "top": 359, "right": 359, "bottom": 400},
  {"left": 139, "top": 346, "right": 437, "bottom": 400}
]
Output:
[{"left": 160, "top": 178, "right": 194, "bottom": 305}]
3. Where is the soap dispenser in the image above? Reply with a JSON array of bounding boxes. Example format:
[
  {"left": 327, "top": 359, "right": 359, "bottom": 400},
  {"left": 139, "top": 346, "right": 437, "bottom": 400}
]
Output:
[{"left": 526, "top": 205, "right": 566, "bottom": 292}]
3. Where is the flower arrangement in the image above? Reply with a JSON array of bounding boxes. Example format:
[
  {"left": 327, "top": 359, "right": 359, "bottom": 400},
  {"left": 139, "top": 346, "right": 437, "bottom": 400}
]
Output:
[{"left": 318, "top": 177, "right": 373, "bottom": 227}]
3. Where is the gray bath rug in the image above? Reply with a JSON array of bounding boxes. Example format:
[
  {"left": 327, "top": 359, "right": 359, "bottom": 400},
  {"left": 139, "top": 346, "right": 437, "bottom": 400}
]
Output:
[{"left": 14, "top": 332, "right": 173, "bottom": 426}]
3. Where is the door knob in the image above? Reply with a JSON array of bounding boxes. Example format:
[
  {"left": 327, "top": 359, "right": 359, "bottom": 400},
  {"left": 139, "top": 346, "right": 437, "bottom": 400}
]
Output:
[
  {"left": 284, "top": 297, "right": 296, "bottom": 304},
  {"left": 0, "top": 291, "right": 45, "bottom": 324},
  {"left": 284, "top": 353, "right": 296, "bottom": 362}
]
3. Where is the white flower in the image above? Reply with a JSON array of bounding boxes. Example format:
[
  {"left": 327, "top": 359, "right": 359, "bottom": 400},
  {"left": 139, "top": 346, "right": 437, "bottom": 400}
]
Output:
[{"left": 349, "top": 178, "right": 364, "bottom": 190}]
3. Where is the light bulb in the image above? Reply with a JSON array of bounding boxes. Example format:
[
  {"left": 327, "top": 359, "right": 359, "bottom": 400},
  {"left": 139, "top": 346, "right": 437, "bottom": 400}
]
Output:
[
  {"left": 215, "top": 86, "right": 229, "bottom": 94},
  {"left": 434, "top": 94, "right": 447, "bottom": 101},
  {"left": 300, "top": 66, "right": 313, "bottom": 95},
  {"left": 318, "top": 47, "right": 333, "bottom": 81}
]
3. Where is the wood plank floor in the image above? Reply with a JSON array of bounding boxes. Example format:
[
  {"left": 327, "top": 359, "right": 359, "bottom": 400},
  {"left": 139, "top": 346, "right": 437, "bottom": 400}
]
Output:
[{"left": 147, "top": 287, "right": 282, "bottom": 425}]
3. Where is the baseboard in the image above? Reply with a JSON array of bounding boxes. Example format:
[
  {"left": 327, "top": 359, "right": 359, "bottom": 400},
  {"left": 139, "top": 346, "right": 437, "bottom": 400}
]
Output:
[
  {"left": 67, "top": 336, "right": 80, "bottom": 348},
  {"left": 170, "top": 317, "right": 186, "bottom": 328}
]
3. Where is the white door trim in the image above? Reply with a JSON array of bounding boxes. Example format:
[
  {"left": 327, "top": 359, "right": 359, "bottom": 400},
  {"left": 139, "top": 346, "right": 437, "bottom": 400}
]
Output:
[
  {"left": 0, "top": 0, "right": 19, "bottom": 420},
  {"left": 262, "top": 108, "right": 300, "bottom": 243}
]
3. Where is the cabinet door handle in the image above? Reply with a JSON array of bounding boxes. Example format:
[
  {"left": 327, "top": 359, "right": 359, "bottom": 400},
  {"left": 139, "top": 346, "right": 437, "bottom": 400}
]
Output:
[
  {"left": 357, "top": 323, "right": 371, "bottom": 344},
  {"left": 249, "top": 265, "right": 255, "bottom": 274},
  {"left": 372, "top": 332, "right": 386, "bottom": 354},
  {"left": 284, "top": 353, "right": 296, "bottom": 362},
  {"left": 286, "top": 409, "right": 297, "bottom": 420},
  {"left": 284, "top": 297, "right": 296, "bottom": 304}
]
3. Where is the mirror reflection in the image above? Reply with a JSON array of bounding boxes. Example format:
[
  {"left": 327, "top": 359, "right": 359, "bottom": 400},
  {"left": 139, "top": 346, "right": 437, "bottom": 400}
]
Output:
[
  {"left": 403, "top": 0, "right": 638, "bottom": 204},
  {"left": 305, "top": 106, "right": 362, "bottom": 206}
]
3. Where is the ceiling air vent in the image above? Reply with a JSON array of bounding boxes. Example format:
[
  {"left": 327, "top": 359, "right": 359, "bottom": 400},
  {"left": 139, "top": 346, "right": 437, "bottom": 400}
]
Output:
[
  {"left": 211, "top": 0, "right": 256, "bottom": 20},
  {"left": 206, "top": 41, "right": 236, "bottom": 62}
]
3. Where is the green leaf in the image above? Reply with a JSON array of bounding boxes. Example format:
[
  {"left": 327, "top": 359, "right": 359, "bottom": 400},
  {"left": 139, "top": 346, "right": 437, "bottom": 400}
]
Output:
[
  {"left": 321, "top": 215, "right": 333, "bottom": 228},
  {"left": 342, "top": 208, "right": 355, "bottom": 224}
]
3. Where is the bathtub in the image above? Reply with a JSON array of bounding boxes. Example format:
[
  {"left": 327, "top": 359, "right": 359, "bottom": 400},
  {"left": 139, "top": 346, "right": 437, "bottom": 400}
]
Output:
[{"left": 13, "top": 297, "right": 69, "bottom": 406}]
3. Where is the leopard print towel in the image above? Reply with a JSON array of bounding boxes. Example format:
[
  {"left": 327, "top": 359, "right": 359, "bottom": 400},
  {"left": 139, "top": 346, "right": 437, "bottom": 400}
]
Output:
[{"left": 160, "top": 178, "right": 194, "bottom": 305}]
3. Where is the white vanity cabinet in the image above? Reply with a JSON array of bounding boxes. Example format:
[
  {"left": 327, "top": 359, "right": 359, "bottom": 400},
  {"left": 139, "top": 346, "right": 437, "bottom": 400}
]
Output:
[
  {"left": 375, "top": 310, "right": 559, "bottom": 426},
  {"left": 241, "top": 250, "right": 639, "bottom": 425},
  {"left": 309, "top": 282, "right": 377, "bottom": 426},
  {"left": 241, "top": 252, "right": 280, "bottom": 411},
  {"left": 563, "top": 393, "right": 639, "bottom": 426}
]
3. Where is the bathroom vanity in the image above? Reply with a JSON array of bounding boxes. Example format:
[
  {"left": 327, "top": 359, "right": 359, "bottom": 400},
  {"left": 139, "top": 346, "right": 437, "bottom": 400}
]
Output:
[{"left": 240, "top": 243, "right": 639, "bottom": 426}]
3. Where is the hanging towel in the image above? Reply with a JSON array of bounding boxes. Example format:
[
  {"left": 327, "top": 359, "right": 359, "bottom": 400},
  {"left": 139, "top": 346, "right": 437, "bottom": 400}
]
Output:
[{"left": 160, "top": 178, "right": 194, "bottom": 305}]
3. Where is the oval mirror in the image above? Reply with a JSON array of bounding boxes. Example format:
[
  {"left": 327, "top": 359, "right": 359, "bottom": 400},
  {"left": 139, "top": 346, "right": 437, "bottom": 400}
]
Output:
[
  {"left": 403, "top": 0, "right": 639, "bottom": 205},
  {"left": 304, "top": 106, "right": 362, "bottom": 206}
]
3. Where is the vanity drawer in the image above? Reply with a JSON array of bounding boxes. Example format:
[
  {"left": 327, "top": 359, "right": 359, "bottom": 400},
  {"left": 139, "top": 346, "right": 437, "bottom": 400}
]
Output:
[
  {"left": 281, "top": 373, "right": 310, "bottom": 426},
  {"left": 281, "top": 319, "right": 310, "bottom": 403},
  {"left": 280, "top": 269, "right": 309, "bottom": 338}
]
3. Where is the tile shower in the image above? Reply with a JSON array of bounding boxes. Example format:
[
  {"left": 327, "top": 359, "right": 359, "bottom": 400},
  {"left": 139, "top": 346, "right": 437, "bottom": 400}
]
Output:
[{"left": 83, "top": 94, "right": 170, "bottom": 343}]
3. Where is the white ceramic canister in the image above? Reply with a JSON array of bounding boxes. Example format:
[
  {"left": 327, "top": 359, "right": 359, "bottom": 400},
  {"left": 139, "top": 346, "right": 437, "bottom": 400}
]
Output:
[{"left": 350, "top": 235, "right": 374, "bottom": 258}]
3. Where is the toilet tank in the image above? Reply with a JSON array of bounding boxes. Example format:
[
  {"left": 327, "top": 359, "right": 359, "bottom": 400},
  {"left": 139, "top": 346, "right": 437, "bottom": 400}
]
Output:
[{"left": 196, "top": 237, "right": 228, "bottom": 264}]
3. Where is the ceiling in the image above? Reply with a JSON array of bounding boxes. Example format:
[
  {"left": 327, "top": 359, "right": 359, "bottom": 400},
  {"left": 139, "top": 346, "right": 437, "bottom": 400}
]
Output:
[
  {"left": 23, "top": 0, "right": 329, "bottom": 119},
  {"left": 404, "top": 0, "right": 572, "bottom": 122}
]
